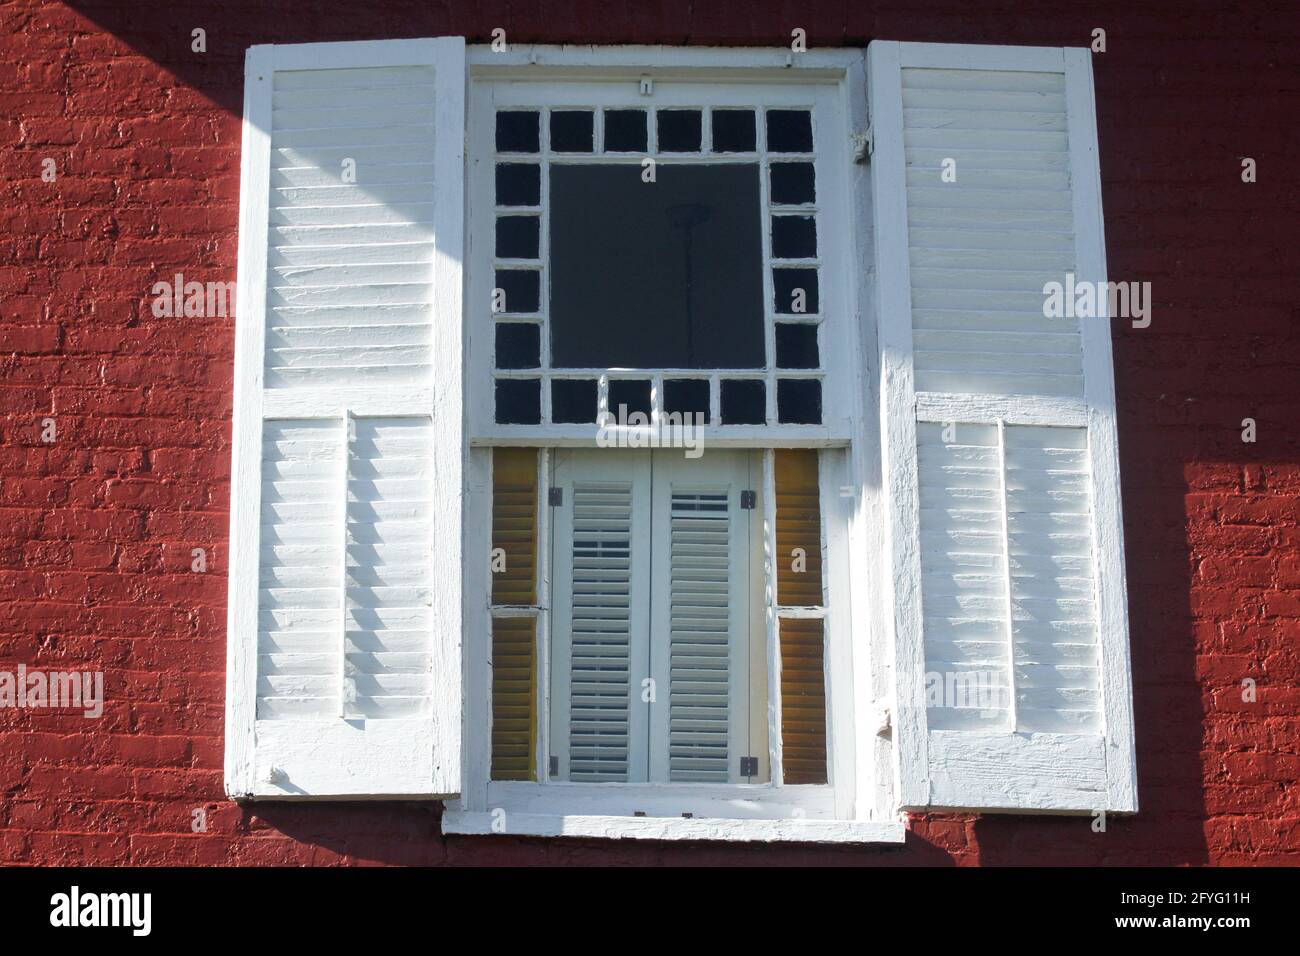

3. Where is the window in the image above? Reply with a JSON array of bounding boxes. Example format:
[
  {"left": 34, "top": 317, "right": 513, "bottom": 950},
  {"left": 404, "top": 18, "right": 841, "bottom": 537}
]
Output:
[{"left": 226, "top": 39, "right": 1136, "bottom": 844}]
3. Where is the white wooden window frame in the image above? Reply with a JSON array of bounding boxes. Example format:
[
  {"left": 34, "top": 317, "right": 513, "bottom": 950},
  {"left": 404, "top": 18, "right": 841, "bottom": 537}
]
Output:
[
  {"left": 446, "top": 45, "right": 904, "bottom": 844},
  {"left": 869, "top": 41, "right": 1137, "bottom": 812}
]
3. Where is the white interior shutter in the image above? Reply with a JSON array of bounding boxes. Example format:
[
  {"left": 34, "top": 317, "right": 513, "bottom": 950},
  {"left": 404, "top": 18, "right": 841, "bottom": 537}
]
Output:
[
  {"left": 869, "top": 41, "right": 1136, "bottom": 812},
  {"left": 225, "top": 38, "right": 465, "bottom": 798}
]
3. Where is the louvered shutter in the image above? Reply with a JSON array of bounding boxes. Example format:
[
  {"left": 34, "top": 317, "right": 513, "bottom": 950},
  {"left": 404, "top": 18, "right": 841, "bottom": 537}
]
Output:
[
  {"left": 648, "top": 453, "right": 756, "bottom": 784},
  {"left": 869, "top": 41, "right": 1137, "bottom": 812},
  {"left": 225, "top": 38, "right": 465, "bottom": 798}
]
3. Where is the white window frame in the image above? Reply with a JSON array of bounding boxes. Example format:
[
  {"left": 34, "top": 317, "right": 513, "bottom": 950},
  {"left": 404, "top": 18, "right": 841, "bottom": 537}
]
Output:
[{"left": 444, "top": 45, "right": 905, "bottom": 843}]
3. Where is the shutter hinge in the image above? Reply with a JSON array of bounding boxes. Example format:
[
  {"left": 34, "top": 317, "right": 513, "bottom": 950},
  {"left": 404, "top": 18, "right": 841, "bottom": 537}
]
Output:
[
  {"left": 740, "top": 490, "right": 757, "bottom": 510},
  {"left": 548, "top": 755, "right": 559, "bottom": 777},
  {"left": 739, "top": 756, "right": 758, "bottom": 777},
  {"left": 548, "top": 487, "right": 563, "bottom": 507},
  {"left": 852, "top": 126, "right": 872, "bottom": 163}
]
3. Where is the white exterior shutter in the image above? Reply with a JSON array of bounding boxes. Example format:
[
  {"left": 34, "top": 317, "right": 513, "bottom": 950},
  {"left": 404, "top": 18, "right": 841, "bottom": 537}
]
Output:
[
  {"left": 869, "top": 41, "right": 1136, "bottom": 812},
  {"left": 225, "top": 38, "right": 465, "bottom": 798}
]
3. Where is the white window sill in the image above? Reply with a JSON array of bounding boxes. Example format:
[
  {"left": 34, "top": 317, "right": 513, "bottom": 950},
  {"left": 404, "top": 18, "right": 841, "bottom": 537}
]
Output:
[{"left": 442, "top": 810, "right": 906, "bottom": 844}]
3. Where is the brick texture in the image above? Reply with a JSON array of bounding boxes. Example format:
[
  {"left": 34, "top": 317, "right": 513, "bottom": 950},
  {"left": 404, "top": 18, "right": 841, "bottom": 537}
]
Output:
[{"left": 0, "top": 0, "right": 1297, "bottom": 865}]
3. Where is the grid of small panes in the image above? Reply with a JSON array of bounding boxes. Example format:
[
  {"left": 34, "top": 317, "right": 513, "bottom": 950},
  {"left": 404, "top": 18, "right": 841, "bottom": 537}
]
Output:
[{"left": 492, "top": 105, "right": 822, "bottom": 427}]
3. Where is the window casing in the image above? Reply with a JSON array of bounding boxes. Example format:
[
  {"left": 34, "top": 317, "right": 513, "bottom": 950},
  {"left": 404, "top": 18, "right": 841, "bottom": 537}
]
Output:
[{"left": 455, "top": 49, "right": 891, "bottom": 837}]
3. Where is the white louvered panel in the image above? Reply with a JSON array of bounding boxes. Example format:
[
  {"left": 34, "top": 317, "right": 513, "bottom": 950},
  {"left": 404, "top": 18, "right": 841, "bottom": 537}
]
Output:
[
  {"left": 266, "top": 65, "right": 437, "bottom": 391},
  {"left": 256, "top": 419, "right": 344, "bottom": 719},
  {"left": 902, "top": 67, "right": 1084, "bottom": 398},
  {"left": 344, "top": 416, "right": 434, "bottom": 719},
  {"left": 568, "top": 483, "right": 634, "bottom": 782},
  {"left": 917, "top": 423, "right": 1012, "bottom": 730},
  {"left": 667, "top": 490, "right": 732, "bottom": 783},
  {"left": 1004, "top": 425, "right": 1102, "bottom": 733}
]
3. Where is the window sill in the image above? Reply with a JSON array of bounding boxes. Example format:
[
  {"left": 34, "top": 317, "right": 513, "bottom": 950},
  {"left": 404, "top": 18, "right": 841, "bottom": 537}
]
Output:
[{"left": 442, "top": 810, "right": 906, "bottom": 844}]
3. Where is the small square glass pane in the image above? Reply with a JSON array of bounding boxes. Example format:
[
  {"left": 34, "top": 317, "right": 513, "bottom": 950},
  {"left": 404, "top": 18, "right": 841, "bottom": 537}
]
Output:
[
  {"left": 766, "top": 110, "right": 813, "bottom": 153},
  {"left": 550, "top": 110, "right": 594, "bottom": 152},
  {"left": 771, "top": 216, "right": 817, "bottom": 259},
  {"left": 773, "top": 268, "right": 819, "bottom": 315},
  {"left": 496, "top": 164, "right": 540, "bottom": 206},
  {"left": 607, "top": 379, "right": 653, "bottom": 420},
  {"left": 711, "top": 109, "right": 756, "bottom": 152},
  {"left": 496, "top": 111, "right": 539, "bottom": 153},
  {"left": 657, "top": 109, "right": 702, "bottom": 152},
  {"left": 770, "top": 162, "right": 816, "bottom": 205},
  {"left": 604, "top": 109, "right": 647, "bottom": 152},
  {"left": 494, "top": 269, "right": 540, "bottom": 314},
  {"left": 495, "top": 323, "right": 541, "bottom": 370},
  {"left": 663, "top": 379, "right": 710, "bottom": 419},
  {"left": 777, "top": 379, "right": 821, "bottom": 424},
  {"left": 551, "top": 379, "right": 598, "bottom": 424},
  {"left": 496, "top": 216, "right": 540, "bottom": 259},
  {"left": 495, "top": 379, "right": 541, "bottom": 424},
  {"left": 775, "top": 324, "right": 819, "bottom": 369},
  {"left": 720, "top": 380, "right": 765, "bottom": 425}
]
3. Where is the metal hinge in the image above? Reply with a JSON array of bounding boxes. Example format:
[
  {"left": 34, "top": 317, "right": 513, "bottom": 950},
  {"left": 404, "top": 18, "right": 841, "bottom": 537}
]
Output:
[
  {"left": 739, "top": 756, "right": 758, "bottom": 777},
  {"left": 548, "top": 487, "right": 563, "bottom": 506},
  {"left": 740, "top": 490, "right": 757, "bottom": 510}
]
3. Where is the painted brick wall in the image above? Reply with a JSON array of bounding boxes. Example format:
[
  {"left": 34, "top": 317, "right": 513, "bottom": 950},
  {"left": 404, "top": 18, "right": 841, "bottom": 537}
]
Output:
[{"left": 1, "top": 0, "right": 1296, "bottom": 865}]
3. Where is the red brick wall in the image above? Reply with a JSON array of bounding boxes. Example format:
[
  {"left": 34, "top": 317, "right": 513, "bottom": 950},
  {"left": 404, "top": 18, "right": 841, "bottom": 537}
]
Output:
[{"left": 1, "top": 0, "right": 1296, "bottom": 865}]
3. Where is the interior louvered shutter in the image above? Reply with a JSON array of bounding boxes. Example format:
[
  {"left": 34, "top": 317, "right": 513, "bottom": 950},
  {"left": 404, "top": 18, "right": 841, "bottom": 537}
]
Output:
[
  {"left": 225, "top": 38, "right": 465, "bottom": 798},
  {"left": 647, "top": 453, "right": 754, "bottom": 784},
  {"left": 869, "top": 41, "right": 1137, "bottom": 812}
]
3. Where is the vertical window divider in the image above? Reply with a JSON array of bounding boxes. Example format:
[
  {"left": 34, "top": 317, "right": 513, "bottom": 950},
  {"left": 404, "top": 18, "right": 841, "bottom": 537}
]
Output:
[
  {"left": 995, "top": 419, "right": 1018, "bottom": 733},
  {"left": 761, "top": 448, "right": 784, "bottom": 784},
  {"left": 536, "top": 447, "right": 553, "bottom": 781},
  {"left": 757, "top": 112, "right": 777, "bottom": 426}
]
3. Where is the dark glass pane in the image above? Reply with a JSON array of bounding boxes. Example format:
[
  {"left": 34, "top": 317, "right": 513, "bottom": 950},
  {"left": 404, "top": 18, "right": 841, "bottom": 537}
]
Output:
[
  {"left": 496, "top": 216, "right": 539, "bottom": 259},
  {"left": 720, "top": 380, "right": 765, "bottom": 425},
  {"left": 496, "top": 111, "right": 539, "bottom": 153},
  {"left": 657, "top": 110, "right": 702, "bottom": 152},
  {"left": 550, "top": 110, "right": 594, "bottom": 152},
  {"left": 606, "top": 379, "right": 652, "bottom": 420},
  {"left": 604, "top": 109, "right": 647, "bottom": 152},
  {"left": 777, "top": 379, "right": 821, "bottom": 424},
  {"left": 495, "top": 323, "right": 540, "bottom": 369},
  {"left": 551, "top": 379, "right": 598, "bottom": 424},
  {"left": 771, "top": 216, "right": 817, "bottom": 259},
  {"left": 766, "top": 109, "right": 813, "bottom": 153},
  {"left": 773, "top": 268, "right": 819, "bottom": 315},
  {"left": 549, "top": 164, "right": 764, "bottom": 369},
  {"left": 496, "top": 164, "right": 540, "bottom": 206},
  {"left": 663, "top": 379, "right": 710, "bottom": 419},
  {"left": 495, "top": 379, "right": 541, "bottom": 424},
  {"left": 775, "top": 324, "right": 819, "bottom": 369},
  {"left": 711, "top": 109, "right": 756, "bottom": 152},
  {"left": 494, "top": 269, "right": 539, "bottom": 314},
  {"left": 770, "top": 162, "right": 816, "bottom": 205}
]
